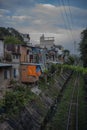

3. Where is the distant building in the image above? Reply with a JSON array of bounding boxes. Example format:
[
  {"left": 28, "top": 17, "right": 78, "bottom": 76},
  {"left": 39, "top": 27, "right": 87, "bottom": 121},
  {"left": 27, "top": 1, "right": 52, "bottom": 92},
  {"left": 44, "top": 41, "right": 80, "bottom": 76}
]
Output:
[
  {"left": 40, "top": 34, "right": 55, "bottom": 50},
  {"left": 21, "top": 34, "right": 30, "bottom": 45},
  {"left": 28, "top": 46, "right": 47, "bottom": 69}
]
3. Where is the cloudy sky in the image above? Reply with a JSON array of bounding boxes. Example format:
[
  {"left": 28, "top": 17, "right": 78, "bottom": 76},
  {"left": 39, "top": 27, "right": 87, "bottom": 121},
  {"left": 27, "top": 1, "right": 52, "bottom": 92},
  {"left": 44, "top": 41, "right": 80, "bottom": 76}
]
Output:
[{"left": 0, "top": 0, "right": 87, "bottom": 53}]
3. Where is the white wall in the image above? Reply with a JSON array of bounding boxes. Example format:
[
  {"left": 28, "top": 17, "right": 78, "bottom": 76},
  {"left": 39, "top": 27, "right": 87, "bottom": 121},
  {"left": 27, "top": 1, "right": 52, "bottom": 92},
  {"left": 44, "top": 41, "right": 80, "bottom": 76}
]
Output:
[
  {"left": 12, "top": 55, "right": 20, "bottom": 63},
  {"left": 40, "top": 40, "right": 54, "bottom": 50}
]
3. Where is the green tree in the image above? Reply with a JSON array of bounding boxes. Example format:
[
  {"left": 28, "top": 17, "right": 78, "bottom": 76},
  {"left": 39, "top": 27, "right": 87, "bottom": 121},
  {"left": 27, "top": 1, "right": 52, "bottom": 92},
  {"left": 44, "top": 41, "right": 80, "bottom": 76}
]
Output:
[
  {"left": 79, "top": 28, "right": 87, "bottom": 67},
  {"left": 4, "top": 91, "right": 24, "bottom": 115},
  {"left": 0, "top": 27, "right": 11, "bottom": 38},
  {"left": 0, "top": 27, "right": 24, "bottom": 43},
  {"left": 63, "top": 49, "right": 70, "bottom": 56},
  {"left": 7, "top": 27, "right": 24, "bottom": 42},
  {"left": 68, "top": 56, "right": 75, "bottom": 65},
  {"left": 4, "top": 36, "right": 22, "bottom": 44}
]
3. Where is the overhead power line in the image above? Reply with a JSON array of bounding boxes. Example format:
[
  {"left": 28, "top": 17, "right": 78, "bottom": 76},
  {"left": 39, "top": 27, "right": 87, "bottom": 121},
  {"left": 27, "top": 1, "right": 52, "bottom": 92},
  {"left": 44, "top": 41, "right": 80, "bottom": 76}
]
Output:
[
  {"left": 59, "top": 0, "right": 69, "bottom": 31},
  {"left": 57, "top": 0, "right": 73, "bottom": 44},
  {"left": 67, "top": 0, "right": 74, "bottom": 27},
  {"left": 61, "top": 0, "right": 74, "bottom": 42},
  {"left": 57, "top": 0, "right": 77, "bottom": 54},
  {"left": 67, "top": 0, "right": 77, "bottom": 42}
]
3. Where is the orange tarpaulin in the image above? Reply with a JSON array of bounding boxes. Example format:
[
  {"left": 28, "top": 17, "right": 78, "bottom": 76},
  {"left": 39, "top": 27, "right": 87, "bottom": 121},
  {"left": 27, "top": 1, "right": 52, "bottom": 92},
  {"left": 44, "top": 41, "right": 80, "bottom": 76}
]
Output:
[
  {"left": 28, "top": 66, "right": 37, "bottom": 76},
  {"left": 28, "top": 65, "right": 41, "bottom": 77}
]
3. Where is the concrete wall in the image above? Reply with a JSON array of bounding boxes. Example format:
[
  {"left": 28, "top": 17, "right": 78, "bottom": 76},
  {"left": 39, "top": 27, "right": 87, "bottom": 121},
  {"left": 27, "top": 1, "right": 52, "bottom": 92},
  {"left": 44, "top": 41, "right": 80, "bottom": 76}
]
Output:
[
  {"left": 0, "top": 40, "right": 4, "bottom": 58},
  {"left": 12, "top": 55, "right": 20, "bottom": 63},
  {"left": 0, "top": 67, "right": 12, "bottom": 88},
  {"left": 40, "top": 40, "right": 54, "bottom": 50},
  {"left": 0, "top": 69, "right": 4, "bottom": 84},
  {"left": 12, "top": 63, "right": 20, "bottom": 81}
]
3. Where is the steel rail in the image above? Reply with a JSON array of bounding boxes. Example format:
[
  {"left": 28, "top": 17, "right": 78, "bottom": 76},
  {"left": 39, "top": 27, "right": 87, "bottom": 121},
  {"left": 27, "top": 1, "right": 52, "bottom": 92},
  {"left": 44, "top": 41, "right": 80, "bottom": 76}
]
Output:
[{"left": 66, "top": 73, "right": 79, "bottom": 130}]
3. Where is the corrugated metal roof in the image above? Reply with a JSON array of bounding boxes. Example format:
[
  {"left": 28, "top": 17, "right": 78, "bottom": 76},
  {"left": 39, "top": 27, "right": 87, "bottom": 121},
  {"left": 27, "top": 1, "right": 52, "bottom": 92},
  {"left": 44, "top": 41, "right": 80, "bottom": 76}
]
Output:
[
  {"left": 21, "top": 63, "right": 43, "bottom": 66},
  {"left": 46, "top": 60, "right": 63, "bottom": 64},
  {"left": 0, "top": 63, "right": 12, "bottom": 67}
]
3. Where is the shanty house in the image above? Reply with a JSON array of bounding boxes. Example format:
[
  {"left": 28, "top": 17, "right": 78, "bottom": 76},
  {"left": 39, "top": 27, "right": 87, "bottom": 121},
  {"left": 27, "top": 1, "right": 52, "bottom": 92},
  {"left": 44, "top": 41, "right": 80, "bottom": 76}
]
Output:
[
  {"left": 20, "top": 63, "right": 42, "bottom": 83},
  {"left": 20, "top": 44, "right": 29, "bottom": 62},
  {"left": 0, "top": 63, "right": 12, "bottom": 90},
  {"left": 11, "top": 52, "right": 20, "bottom": 80}
]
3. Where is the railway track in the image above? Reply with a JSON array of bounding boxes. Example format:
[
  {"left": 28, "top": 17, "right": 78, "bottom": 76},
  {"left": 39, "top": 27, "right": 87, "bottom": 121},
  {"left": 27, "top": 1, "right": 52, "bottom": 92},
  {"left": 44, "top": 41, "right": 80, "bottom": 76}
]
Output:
[
  {"left": 66, "top": 73, "right": 80, "bottom": 130},
  {"left": 40, "top": 70, "right": 73, "bottom": 130}
]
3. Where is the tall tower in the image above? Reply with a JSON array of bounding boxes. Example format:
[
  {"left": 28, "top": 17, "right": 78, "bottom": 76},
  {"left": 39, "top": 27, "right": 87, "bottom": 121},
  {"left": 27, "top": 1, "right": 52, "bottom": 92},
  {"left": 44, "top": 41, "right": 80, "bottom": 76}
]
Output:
[{"left": 40, "top": 34, "right": 55, "bottom": 50}]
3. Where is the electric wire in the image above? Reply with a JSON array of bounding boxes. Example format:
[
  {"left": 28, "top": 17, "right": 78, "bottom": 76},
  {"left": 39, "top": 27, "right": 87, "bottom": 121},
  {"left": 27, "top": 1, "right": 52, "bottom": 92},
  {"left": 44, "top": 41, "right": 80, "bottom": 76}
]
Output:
[
  {"left": 61, "top": 0, "right": 74, "bottom": 43},
  {"left": 57, "top": 0, "right": 77, "bottom": 53},
  {"left": 67, "top": 0, "right": 76, "bottom": 41},
  {"left": 58, "top": 0, "right": 70, "bottom": 31},
  {"left": 57, "top": 0, "right": 73, "bottom": 45},
  {"left": 66, "top": 0, "right": 77, "bottom": 53}
]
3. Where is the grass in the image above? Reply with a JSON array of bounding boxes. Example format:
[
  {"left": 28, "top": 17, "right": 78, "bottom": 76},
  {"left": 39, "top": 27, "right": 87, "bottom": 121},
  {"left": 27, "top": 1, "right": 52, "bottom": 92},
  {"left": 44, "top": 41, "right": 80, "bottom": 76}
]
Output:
[{"left": 78, "top": 75, "right": 87, "bottom": 130}]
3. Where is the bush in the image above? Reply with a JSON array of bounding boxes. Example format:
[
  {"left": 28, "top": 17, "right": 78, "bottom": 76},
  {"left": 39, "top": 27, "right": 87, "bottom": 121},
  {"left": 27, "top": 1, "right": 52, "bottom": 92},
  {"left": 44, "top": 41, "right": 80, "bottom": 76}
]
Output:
[
  {"left": 49, "top": 64, "right": 57, "bottom": 74},
  {"left": 4, "top": 91, "right": 24, "bottom": 115}
]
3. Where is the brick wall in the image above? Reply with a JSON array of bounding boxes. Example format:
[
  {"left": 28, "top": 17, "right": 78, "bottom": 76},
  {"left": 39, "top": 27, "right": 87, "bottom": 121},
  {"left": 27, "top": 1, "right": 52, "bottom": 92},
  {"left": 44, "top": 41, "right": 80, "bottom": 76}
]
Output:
[{"left": 20, "top": 46, "right": 27, "bottom": 62}]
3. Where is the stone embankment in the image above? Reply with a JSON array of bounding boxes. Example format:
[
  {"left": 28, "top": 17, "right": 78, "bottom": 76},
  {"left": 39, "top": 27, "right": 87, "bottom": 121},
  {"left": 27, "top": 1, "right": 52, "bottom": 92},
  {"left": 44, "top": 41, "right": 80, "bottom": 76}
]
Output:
[{"left": 0, "top": 69, "right": 73, "bottom": 130}]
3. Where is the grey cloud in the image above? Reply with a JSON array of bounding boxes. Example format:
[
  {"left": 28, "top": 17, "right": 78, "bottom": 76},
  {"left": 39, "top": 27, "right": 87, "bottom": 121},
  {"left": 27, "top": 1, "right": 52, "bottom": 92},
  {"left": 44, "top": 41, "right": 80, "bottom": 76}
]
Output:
[
  {"left": 0, "top": 9, "right": 11, "bottom": 15},
  {"left": 0, "top": 0, "right": 36, "bottom": 10},
  {"left": 0, "top": 3, "right": 86, "bottom": 53},
  {"left": 12, "top": 15, "right": 31, "bottom": 21},
  {"left": 0, "top": 3, "right": 87, "bottom": 31}
]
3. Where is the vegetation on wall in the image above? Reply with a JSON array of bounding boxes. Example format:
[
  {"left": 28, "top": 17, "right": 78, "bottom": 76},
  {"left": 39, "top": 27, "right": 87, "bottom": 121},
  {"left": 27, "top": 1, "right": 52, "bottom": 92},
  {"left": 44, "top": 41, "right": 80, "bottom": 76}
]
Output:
[
  {"left": 57, "top": 64, "right": 87, "bottom": 75},
  {"left": 0, "top": 84, "right": 37, "bottom": 117},
  {"left": 63, "top": 49, "right": 70, "bottom": 56},
  {"left": 79, "top": 28, "right": 87, "bottom": 67}
]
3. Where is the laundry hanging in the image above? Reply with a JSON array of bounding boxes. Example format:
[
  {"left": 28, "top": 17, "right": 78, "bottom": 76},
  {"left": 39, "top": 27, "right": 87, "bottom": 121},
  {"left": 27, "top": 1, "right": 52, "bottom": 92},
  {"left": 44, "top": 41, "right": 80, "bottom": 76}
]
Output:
[{"left": 36, "top": 66, "right": 41, "bottom": 76}]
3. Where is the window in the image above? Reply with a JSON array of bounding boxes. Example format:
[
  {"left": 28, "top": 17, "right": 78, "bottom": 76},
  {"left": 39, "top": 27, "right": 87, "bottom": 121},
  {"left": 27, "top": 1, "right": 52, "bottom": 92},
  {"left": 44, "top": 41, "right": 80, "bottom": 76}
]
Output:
[
  {"left": 4, "top": 70, "right": 10, "bottom": 79},
  {"left": 13, "top": 55, "right": 15, "bottom": 59},
  {"left": 4, "top": 70, "right": 7, "bottom": 79},
  {"left": 13, "top": 55, "right": 19, "bottom": 59},
  {"left": 16, "top": 55, "right": 19, "bottom": 59}
]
